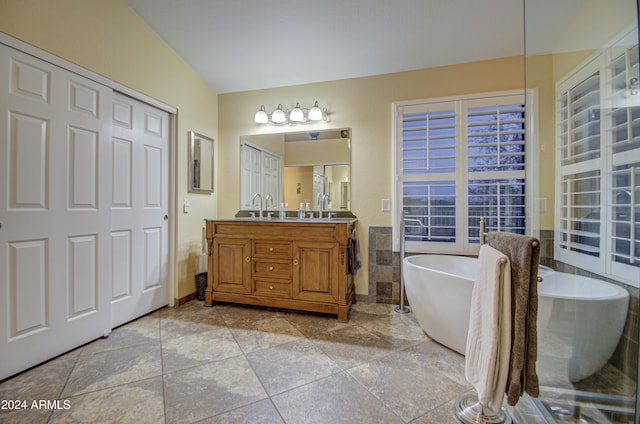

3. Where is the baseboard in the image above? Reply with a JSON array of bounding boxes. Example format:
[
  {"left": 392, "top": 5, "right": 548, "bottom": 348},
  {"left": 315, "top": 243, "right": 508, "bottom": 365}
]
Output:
[{"left": 175, "top": 292, "right": 196, "bottom": 306}]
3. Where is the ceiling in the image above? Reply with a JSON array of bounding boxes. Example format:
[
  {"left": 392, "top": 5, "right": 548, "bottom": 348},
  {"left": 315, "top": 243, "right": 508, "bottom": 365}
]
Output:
[{"left": 123, "top": 0, "right": 580, "bottom": 94}]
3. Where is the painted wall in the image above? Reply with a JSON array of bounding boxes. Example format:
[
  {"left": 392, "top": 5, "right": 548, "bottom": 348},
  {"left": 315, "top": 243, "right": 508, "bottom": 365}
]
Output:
[
  {"left": 0, "top": 0, "right": 219, "bottom": 300},
  {"left": 283, "top": 167, "right": 314, "bottom": 210},
  {"left": 218, "top": 56, "right": 527, "bottom": 295}
]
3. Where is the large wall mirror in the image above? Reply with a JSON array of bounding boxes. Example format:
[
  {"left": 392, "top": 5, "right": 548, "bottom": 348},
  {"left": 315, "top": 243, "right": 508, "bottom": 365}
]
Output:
[
  {"left": 188, "top": 131, "right": 214, "bottom": 193},
  {"left": 240, "top": 128, "right": 351, "bottom": 211}
]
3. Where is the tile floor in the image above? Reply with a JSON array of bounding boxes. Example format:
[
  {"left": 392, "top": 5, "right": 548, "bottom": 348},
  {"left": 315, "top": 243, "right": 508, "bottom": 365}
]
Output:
[{"left": 0, "top": 300, "right": 478, "bottom": 424}]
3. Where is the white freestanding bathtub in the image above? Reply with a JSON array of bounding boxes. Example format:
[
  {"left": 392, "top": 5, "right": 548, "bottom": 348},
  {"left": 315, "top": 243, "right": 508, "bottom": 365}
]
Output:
[{"left": 402, "top": 254, "right": 629, "bottom": 383}]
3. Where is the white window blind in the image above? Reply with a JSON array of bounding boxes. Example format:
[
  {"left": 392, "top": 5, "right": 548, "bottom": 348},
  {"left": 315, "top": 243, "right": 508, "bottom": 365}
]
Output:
[
  {"left": 556, "top": 28, "right": 640, "bottom": 285},
  {"left": 395, "top": 91, "right": 529, "bottom": 254}
]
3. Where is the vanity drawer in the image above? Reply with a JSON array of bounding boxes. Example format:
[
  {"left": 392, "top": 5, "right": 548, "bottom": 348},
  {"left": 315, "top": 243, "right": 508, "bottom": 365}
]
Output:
[
  {"left": 252, "top": 259, "right": 291, "bottom": 279},
  {"left": 253, "top": 241, "right": 291, "bottom": 258},
  {"left": 253, "top": 279, "right": 291, "bottom": 298}
]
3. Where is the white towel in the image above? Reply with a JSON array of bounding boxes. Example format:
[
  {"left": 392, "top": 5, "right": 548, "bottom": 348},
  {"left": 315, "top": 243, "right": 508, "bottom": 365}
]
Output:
[{"left": 465, "top": 244, "right": 512, "bottom": 414}]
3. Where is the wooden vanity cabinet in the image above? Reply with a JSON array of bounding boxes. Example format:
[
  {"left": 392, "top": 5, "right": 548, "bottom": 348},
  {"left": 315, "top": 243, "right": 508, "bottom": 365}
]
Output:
[{"left": 205, "top": 219, "right": 356, "bottom": 321}]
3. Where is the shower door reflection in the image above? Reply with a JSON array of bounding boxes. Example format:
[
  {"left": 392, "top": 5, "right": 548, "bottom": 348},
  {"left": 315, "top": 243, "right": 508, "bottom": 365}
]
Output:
[{"left": 524, "top": 0, "right": 639, "bottom": 423}]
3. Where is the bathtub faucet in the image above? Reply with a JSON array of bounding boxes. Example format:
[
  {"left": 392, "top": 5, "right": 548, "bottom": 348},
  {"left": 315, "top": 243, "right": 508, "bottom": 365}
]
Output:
[{"left": 404, "top": 218, "right": 425, "bottom": 227}]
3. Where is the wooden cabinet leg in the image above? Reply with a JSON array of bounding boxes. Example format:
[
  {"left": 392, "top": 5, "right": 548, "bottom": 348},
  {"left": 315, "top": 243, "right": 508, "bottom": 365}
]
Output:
[{"left": 337, "top": 304, "right": 349, "bottom": 322}]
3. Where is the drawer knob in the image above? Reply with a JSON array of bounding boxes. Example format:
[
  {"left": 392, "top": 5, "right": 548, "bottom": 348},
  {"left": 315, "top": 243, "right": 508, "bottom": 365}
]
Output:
[
  {"left": 245, "top": 256, "right": 251, "bottom": 262},
  {"left": 269, "top": 247, "right": 274, "bottom": 252},
  {"left": 269, "top": 285, "right": 274, "bottom": 290},
  {"left": 269, "top": 266, "right": 274, "bottom": 271},
  {"left": 293, "top": 259, "right": 299, "bottom": 265}
]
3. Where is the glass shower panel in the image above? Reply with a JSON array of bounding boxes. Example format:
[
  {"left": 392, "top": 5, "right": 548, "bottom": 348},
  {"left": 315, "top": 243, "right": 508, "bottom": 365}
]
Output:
[{"left": 523, "top": 1, "right": 639, "bottom": 423}]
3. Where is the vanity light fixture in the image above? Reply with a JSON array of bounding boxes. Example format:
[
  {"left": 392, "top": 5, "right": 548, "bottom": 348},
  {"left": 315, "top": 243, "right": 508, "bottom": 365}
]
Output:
[{"left": 253, "top": 101, "right": 328, "bottom": 125}]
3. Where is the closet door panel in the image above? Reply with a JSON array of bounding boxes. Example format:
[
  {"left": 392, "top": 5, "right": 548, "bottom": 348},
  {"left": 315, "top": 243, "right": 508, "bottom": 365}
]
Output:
[
  {"left": 110, "top": 93, "right": 169, "bottom": 327},
  {"left": 0, "top": 44, "right": 112, "bottom": 380}
]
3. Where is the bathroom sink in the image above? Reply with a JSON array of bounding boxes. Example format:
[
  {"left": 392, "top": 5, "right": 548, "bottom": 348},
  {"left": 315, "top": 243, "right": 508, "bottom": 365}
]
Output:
[{"left": 231, "top": 216, "right": 356, "bottom": 223}]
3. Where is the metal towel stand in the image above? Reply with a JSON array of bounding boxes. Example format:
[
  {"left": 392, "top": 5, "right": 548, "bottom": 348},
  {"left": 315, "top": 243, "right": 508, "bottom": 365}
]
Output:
[
  {"left": 395, "top": 211, "right": 425, "bottom": 314},
  {"left": 455, "top": 216, "right": 541, "bottom": 424}
]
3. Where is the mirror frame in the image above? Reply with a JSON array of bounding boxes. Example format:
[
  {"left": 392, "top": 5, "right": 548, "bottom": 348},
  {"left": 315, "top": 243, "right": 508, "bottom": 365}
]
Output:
[{"left": 188, "top": 130, "right": 215, "bottom": 194}]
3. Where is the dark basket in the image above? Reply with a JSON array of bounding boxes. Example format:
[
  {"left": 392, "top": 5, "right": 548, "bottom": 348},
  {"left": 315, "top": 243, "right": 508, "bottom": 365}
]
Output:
[{"left": 195, "top": 272, "right": 207, "bottom": 301}]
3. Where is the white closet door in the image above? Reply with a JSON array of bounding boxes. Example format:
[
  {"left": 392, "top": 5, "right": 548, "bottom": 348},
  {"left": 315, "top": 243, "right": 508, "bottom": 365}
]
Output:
[
  {"left": 0, "top": 45, "right": 112, "bottom": 379},
  {"left": 110, "top": 93, "right": 169, "bottom": 327},
  {"left": 241, "top": 144, "right": 262, "bottom": 209},
  {"left": 262, "top": 152, "right": 281, "bottom": 207}
]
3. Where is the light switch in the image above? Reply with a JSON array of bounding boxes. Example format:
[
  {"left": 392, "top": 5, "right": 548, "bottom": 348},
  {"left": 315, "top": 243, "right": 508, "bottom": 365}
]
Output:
[
  {"left": 183, "top": 198, "right": 190, "bottom": 213},
  {"left": 381, "top": 198, "right": 391, "bottom": 211}
]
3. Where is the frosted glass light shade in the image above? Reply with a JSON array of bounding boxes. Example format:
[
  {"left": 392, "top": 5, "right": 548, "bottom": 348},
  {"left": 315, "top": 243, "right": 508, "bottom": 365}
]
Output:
[
  {"left": 289, "top": 103, "right": 304, "bottom": 122},
  {"left": 308, "top": 101, "right": 323, "bottom": 121},
  {"left": 254, "top": 105, "right": 268, "bottom": 124},
  {"left": 271, "top": 104, "right": 286, "bottom": 124}
]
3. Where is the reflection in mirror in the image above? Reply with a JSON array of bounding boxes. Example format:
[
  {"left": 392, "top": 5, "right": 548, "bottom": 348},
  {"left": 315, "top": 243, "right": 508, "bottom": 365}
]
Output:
[
  {"left": 284, "top": 164, "right": 350, "bottom": 210},
  {"left": 188, "top": 131, "right": 214, "bottom": 193},
  {"left": 240, "top": 129, "right": 350, "bottom": 211}
]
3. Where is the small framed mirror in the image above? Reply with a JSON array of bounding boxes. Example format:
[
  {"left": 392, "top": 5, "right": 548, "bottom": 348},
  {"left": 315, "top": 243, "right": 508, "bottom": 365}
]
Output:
[{"left": 188, "top": 131, "right": 214, "bottom": 194}]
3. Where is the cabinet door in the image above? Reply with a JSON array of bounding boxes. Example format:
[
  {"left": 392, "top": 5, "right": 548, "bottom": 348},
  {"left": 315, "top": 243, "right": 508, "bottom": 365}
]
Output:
[
  {"left": 292, "top": 241, "right": 339, "bottom": 303},
  {"left": 213, "top": 238, "right": 251, "bottom": 294}
]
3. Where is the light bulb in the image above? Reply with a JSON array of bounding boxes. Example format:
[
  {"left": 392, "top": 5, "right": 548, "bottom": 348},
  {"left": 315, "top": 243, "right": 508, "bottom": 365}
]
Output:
[
  {"left": 271, "top": 104, "right": 286, "bottom": 124},
  {"left": 290, "top": 103, "right": 304, "bottom": 122},
  {"left": 308, "top": 101, "right": 323, "bottom": 121},
  {"left": 254, "top": 105, "right": 268, "bottom": 124}
]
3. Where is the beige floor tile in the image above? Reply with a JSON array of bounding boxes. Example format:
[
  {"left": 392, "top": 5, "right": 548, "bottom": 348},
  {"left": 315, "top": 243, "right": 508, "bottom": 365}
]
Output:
[
  {"left": 49, "top": 377, "right": 164, "bottom": 424},
  {"left": 163, "top": 355, "right": 267, "bottom": 423},
  {"left": 272, "top": 372, "right": 404, "bottom": 424},
  {"left": 62, "top": 342, "right": 161, "bottom": 397},
  {"left": 229, "top": 316, "right": 306, "bottom": 354},
  {"left": 247, "top": 338, "right": 342, "bottom": 395},
  {"left": 161, "top": 326, "right": 243, "bottom": 374},
  {"left": 197, "top": 399, "right": 285, "bottom": 424},
  {"left": 347, "top": 345, "right": 469, "bottom": 422},
  {"left": 81, "top": 314, "right": 160, "bottom": 356}
]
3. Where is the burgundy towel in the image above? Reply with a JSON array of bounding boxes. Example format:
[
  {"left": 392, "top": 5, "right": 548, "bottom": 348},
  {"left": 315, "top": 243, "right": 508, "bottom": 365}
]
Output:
[
  {"left": 487, "top": 231, "right": 541, "bottom": 406},
  {"left": 349, "top": 237, "right": 362, "bottom": 276}
]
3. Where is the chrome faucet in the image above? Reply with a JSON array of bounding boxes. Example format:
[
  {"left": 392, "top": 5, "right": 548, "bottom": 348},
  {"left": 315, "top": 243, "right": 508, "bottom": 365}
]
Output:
[
  {"left": 264, "top": 194, "right": 274, "bottom": 219},
  {"left": 316, "top": 193, "right": 323, "bottom": 218},
  {"left": 251, "top": 193, "right": 263, "bottom": 219},
  {"left": 319, "top": 194, "right": 329, "bottom": 218},
  {"left": 265, "top": 194, "right": 274, "bottom": 211}
]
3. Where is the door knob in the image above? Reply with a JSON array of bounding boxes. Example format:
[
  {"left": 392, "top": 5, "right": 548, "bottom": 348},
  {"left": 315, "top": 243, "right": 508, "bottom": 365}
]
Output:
[{"left": 163, "top": 215, "right": 169, "bottom": 221}]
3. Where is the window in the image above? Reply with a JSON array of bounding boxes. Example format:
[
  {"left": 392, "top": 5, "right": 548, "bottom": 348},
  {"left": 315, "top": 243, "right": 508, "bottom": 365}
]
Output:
[
  {"left": 555, "top": 28, "right": 640, "bottom": 286},
  {"left": 393, "top": 90, "right": 532, "bottom": 254}
]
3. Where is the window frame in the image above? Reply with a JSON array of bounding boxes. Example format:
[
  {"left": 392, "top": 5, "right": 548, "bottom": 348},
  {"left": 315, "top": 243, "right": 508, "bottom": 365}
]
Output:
[{"left": 392, "top": 89, "right": 539, "bottom": 254}]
